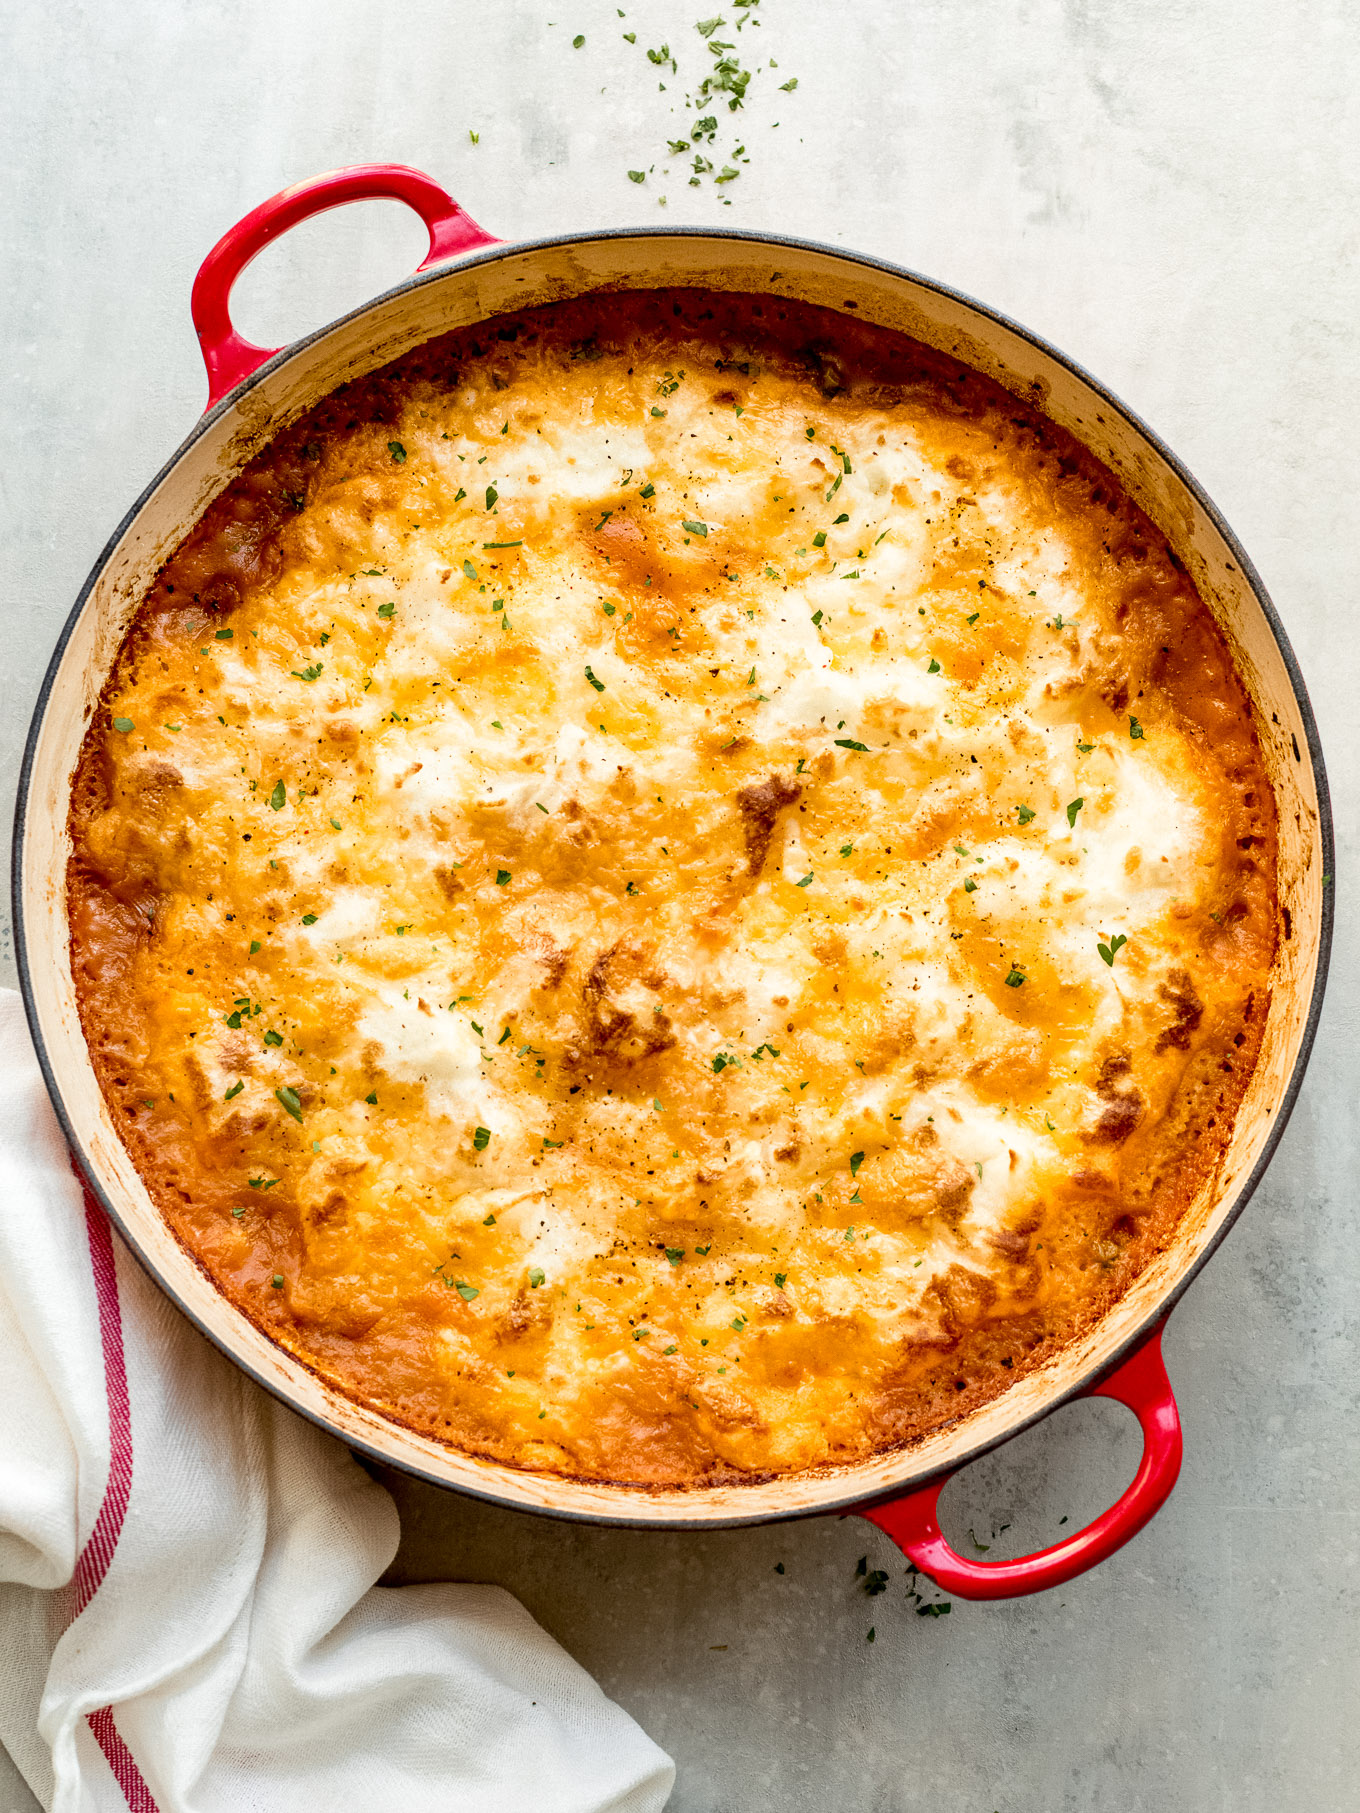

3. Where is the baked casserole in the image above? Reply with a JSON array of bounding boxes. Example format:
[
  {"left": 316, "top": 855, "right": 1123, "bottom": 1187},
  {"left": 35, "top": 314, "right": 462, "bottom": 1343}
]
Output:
[{"left": 68, "top": 291, "right": 1277, "bottom": 1485}]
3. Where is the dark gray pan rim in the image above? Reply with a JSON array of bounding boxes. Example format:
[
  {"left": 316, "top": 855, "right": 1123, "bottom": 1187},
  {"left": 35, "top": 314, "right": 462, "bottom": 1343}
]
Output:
[{"left": 14, "top": 223, "right": 1335, "bottom": 1533}]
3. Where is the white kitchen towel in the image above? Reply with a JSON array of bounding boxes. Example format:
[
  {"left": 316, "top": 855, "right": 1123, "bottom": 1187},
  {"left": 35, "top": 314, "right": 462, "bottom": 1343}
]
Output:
[{"left": 0, "top": 988, "right": 674, "bottom": 1813}]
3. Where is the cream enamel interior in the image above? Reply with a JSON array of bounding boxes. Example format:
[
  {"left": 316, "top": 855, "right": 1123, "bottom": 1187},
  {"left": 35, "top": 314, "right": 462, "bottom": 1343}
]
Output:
[{"left": 20, "top": 233, "right": 1325, "bottom": 1523}]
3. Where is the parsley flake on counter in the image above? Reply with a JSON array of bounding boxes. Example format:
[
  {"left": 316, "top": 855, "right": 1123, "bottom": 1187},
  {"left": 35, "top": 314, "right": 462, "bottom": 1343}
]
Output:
[
  {"left": 1098, "top": 933, "right": 1128, "bottom": 967},
  {"left": 573, "top": 32, "right": 584, "bottom": 46},
  {"left": 275, "top": 1086, "right": 303, "bottom": 1121}
]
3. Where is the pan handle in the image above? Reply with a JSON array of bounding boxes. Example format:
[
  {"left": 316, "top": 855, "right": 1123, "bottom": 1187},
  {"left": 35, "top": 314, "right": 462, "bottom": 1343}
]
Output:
[
  {"left": 190, "top": 164, "right": 499, "bottom": 412},
  {"left": 857, "top": 1321, "right": 1182, "bottom": 1600}
]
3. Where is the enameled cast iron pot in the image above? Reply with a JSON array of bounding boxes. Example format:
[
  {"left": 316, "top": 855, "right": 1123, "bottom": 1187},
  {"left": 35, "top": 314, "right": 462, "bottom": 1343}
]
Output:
[{"left": 15, "top": 166, "right": 1334, "bottom": 1599}]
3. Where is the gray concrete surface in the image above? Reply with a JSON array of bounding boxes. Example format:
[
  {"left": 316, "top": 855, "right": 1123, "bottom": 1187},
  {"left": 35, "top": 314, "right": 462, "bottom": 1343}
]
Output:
[{"left": 3, "top": 2, "right": 1358, "bottom": 1807}]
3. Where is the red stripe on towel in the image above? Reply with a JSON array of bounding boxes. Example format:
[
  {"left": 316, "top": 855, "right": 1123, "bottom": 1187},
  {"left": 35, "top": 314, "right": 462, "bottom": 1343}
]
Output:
[{"left": 71, "top": 1186, "right": 163, "bottom": 1812}]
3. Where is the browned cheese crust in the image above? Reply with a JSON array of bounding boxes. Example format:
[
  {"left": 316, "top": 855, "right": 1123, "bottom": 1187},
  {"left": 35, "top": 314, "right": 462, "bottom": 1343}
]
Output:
[{"left": 67, "top": 291, "right": 1277, "bottom": 1486}]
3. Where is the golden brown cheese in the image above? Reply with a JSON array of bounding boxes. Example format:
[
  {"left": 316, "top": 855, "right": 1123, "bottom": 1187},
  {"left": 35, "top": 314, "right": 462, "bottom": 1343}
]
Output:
[{"left": 68, "top": 291, "right": 1277, "bottom": 1486}]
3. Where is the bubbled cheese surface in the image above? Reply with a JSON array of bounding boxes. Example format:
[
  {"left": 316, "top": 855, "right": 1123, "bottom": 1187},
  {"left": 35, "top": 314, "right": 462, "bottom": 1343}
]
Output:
[{"left": 68, "top": 292, "right": 1277, "bottom": 1485}]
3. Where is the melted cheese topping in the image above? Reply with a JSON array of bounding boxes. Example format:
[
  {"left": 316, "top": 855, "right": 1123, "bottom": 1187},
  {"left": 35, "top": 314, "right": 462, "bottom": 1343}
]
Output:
[{"left": 69, "top": 293, "right": 1277, "bottom": 1485}]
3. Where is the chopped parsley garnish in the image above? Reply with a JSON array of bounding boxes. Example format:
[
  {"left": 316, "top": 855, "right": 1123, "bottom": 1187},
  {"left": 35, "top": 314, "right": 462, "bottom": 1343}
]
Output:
[
  {"left": 215, "top": 627, "right": 234, "bottom": 640},
  {"left": 268, "top": 780, "right": 286, "bottom": 810},
  {"left": 849, "top": 1151, "right": 865, "bottom": 1177},
  {"left": 263, "top": 1029, "right": 283, "bottom": 1047},
  {"left": 1098, "top": 933, "right": 1128, "bottom": 967},
  {"left": 275, "top": 1086, "right": 303, "bottom": 1121},
  {"left": 651, "top": 405, "right": 667, "bottom": 417},
  {"left": 377, "top": 601, "right": 395, "bottom": 620},
  {"left": 543, "top": 1137, "right": 563, "bottom": 1149},
  {"left": 291, "top": 662, "right": 323, "bottom": 680},
  {"left": 455, "top": 1280, "right": 479, "bottom": 1301},
  {"left": 271, "top": 1275, "right": 284, "bottom": 1289},
  {"left": 365, "top": 1092, "right": 378, "bottom": 1105},
  {"left": 1016, "top": 803, "right": 1036, "bottom": 826},
  {"left": 640, "top": 483, "right": 656, "bottom": 499},
  {"left": 112, "top": 717, "right": 134, "bottom": 734},
  {"left": 473, "top": 1126, "right": 491, "bottom": 1151},
  {"left": 1066, "top": 797, "right": 1085, "bottom": 827},
  {"left": 1129, "top": 716, "right": 1145, "bottom": 740},
  {"left": 666, "top": 1248, "right": 685, "bottom": 1266},
  {"left": 810, "top": 610, "right": 823, "bottom": 626},
  {"left": 249, "top": 940, "right": 261, "bottom": 954},
  {"left": 224, "top": 1080, "right": 244, "bottom": 1101},
  {"left": 585, "top": 666, "right": 605, "bottom": 691},
  {"left": 794, "top": 872, "right": 814, "bottom": 888},
  {"left": 248, "top": 1176, "right": 280, "bottom": 1191},
  {"left": 927, "top": 657, "right": 941, "bottom": 674},
  {"left": 682, "top": 518, "right": 709, "bottom": 537},
  {"left": 1077, "top": 740, "right": 1095, "bottom": 754},
  {"left": 495, "top": 869, "right": 512, "bottom": 886},
  {"left": 840, "top": 843, "right": 854, "bottom": 857},
  {"left": 812, "top": 531, "right": 827, "bottom": 548},
  {"left": 964, "top": 877, "right": 978, "bottom": 893},
  {"left": 1004, "top": 966, "right": 1026, "bottom": 988},
  {"left": 835, "top": 738, "right": 869, "bottom": 753},
  {"left": 387, "top": 441, "right": 407, "bottom": 463},
  {"left": 463, "top": 559, "right": 478, "bottom": 581}
]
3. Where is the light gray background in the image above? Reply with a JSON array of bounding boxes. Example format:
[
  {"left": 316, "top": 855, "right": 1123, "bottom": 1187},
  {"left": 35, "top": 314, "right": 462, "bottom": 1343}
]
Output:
[{"left": 3, "top": 3, "right": 1356, "bottom": 1809}]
